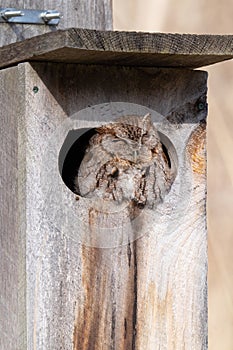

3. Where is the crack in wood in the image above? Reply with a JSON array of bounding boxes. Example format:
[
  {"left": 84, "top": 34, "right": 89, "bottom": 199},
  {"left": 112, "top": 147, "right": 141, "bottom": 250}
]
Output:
[
  {"left": 127, "top": 242, "right": 132, "bottom": 268},
  {"left": 132, "top": 243, "right": 138, "bottom": 350}
]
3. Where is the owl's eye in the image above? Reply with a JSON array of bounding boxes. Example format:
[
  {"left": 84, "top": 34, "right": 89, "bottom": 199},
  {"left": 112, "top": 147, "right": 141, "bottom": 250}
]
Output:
[{"left": 112, "top": 139, "right": 122, "bottom": 143}]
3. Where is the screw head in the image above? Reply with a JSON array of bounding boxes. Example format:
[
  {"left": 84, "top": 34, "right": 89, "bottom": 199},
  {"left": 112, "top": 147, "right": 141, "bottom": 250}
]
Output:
[
  {"left": 33, "top": 86, "right": 39, "bottom": 93},
  {"left": 198, "top": 102, "right": 205, "bottom": 111}
]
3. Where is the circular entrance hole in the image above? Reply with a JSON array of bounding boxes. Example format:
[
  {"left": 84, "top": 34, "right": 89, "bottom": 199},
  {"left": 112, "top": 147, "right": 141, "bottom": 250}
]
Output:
[{"left": 59, "top": 125, "right": 178, "bottom": 203}]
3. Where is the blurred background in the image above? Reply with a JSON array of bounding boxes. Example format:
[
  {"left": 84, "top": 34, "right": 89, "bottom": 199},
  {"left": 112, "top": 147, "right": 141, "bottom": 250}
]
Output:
[{"left": 113, "top": 1, "right": 233, "bottom": 349}]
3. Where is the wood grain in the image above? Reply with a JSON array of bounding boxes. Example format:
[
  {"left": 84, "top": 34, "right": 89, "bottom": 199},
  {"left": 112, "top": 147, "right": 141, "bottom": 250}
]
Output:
[
  {"left": 0, "top": 0, "right": 113, "bottom": 46},
  {"left": 11, "top": 62, "right": 207, "bottom": 349},
  {"left": 0, "top": 66, "right": 26, "bottom": 349},
  {"left": 0, "top": 28, "right": 233, "bottom": 69}
]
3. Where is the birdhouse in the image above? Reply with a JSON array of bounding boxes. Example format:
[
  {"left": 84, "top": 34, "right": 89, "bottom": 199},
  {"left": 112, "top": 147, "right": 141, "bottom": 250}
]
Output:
[{"left": 1, "top": 14, "right": 233, "bottom": 349}]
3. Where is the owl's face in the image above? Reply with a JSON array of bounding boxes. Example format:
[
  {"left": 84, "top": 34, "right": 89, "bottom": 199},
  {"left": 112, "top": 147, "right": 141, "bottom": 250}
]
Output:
[
  {"left": 96, "top": 114, "right": 160, "bottom": 164},
  {"left": 100, "top": 134, "right": 152, "bottom": 165}
]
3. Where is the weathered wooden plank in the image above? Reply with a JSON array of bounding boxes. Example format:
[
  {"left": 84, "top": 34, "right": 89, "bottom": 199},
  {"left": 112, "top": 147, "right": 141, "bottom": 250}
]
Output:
[
  {"left": 0, "top": 66, "right": 26, "bottom": 350},
  {"left": 0, "top": 28, "right": 233, "bottom": 70},
  {"left": 17, "top": 61, "right": 207, "bottom": 349},
  {"left": 0, "top": 1, "right": 113, "bottom": 46}
]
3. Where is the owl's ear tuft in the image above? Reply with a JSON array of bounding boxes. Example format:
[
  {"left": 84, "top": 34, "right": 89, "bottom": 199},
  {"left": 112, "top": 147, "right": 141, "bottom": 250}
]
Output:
[
  {"left": 95, "top": 125, "right": 106, "bottom": 134},
  {"left": 142, "top": 113, "right": 153, "bottom": 131},
  {"left": 96, "top": 124, "right": 115, "bottom": 135},
  {"left": 142, "top": 113, "right": 151, "bottom": 121}
]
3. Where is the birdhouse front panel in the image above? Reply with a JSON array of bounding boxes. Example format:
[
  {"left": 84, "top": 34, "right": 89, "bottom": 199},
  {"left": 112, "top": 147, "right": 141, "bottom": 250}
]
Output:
[{"left": 16, "top": 61, "right": 207, "bottom": 349}]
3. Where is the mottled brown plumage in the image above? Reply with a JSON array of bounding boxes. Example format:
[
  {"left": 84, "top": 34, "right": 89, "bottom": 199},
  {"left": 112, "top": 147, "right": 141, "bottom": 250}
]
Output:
[{"left": 75, "top": 114, "right": 174, "bottom": 209}]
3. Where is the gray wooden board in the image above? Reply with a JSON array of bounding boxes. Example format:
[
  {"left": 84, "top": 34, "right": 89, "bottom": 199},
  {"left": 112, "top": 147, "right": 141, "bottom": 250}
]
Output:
[
  {"left": 1, "top": 62, "right": 207, "bottom": 349},
  {"left": 0, "top": 66, "right": 26, "bottom": 349},
  {"left": 0, "top": 28, "right": 233, "bottom": 69},
  {"left": 0, "top": 1, "right": 113, "bottom": 46}
]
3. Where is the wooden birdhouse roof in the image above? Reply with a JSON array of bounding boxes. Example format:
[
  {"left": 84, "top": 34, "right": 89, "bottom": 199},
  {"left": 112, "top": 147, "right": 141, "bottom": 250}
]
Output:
[{"left": 0, "top": 28, "right": 233, "bottom": 69}]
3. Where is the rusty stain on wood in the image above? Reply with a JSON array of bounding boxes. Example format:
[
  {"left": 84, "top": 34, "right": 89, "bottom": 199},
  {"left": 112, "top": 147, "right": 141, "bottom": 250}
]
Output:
[
  {"left": 73, "top": 245, "right": 102, "bottom": 350},
  {"left": 187, "top": 122, "right": 207, "bottom": 176},
  {"left": 88, "top": 207, "right": 97, "bottom": 227},
  {"left": 73, "top": 241, "right": 139, "bottom": 349}
]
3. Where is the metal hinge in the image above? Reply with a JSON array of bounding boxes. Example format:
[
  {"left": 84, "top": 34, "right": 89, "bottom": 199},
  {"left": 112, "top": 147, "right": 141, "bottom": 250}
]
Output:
[{"left": 0, "top": 8, "right": 61, "bottom": 25}]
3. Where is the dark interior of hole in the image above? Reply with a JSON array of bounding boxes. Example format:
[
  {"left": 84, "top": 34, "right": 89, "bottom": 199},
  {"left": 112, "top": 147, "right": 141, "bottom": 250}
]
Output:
[
  {"left": 59, "top": 128, "right": 96, "bottom": 194},
  {"left": 161, "top": 143, "right": 171, "bottom": 168}
]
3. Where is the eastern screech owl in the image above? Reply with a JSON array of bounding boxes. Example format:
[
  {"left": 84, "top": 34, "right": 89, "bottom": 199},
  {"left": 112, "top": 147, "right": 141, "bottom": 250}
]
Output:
[{"left": 75, "top": 114, "right": 174, "bottom": 209}]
